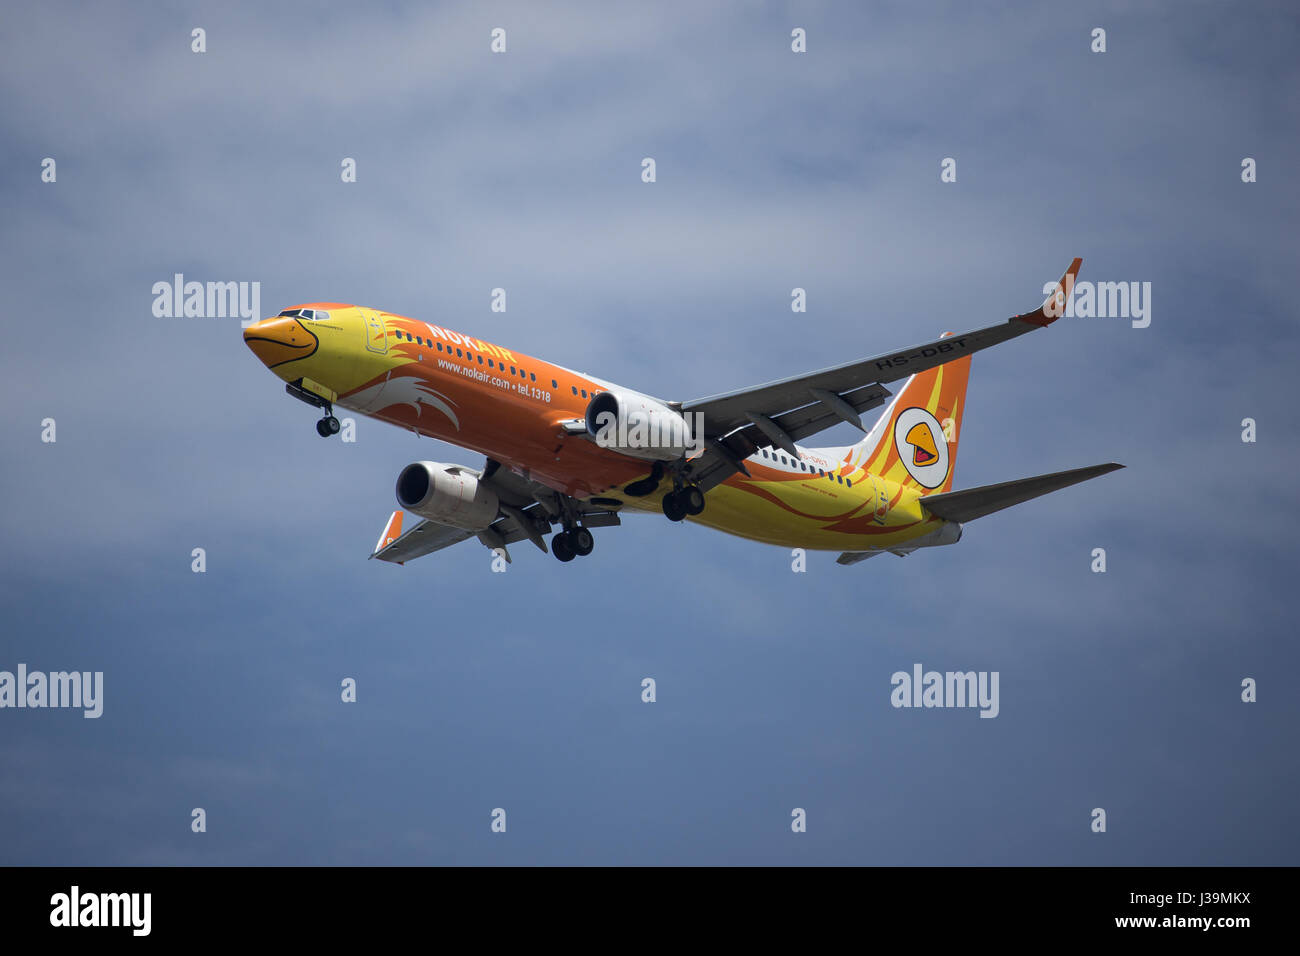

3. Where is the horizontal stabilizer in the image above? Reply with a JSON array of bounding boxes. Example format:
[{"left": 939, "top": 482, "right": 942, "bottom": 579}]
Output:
[{"left": 920, "top": 463, "right": 1123, "bottom": 524}]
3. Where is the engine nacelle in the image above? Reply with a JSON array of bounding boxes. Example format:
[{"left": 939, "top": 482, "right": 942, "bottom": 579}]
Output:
[
  {"left": 395, "top": 462, "right": 500, "bottom": 531},
  {"left": 584, "top": 388, "right": 693, "bottom": 462}
]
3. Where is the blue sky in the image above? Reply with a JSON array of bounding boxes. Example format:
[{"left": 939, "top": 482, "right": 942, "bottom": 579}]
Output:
[{"left": 1, "top": 0, "right": 1297, "bottom": 864}]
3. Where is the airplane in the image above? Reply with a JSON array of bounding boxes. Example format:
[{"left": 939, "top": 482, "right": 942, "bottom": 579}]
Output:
[{"left": 242, "top": 258, "right": 1121, "bottom": 566}]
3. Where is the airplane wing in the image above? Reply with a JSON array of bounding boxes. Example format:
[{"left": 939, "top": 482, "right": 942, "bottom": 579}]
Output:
[
  {"left": 370, "top": 458, "right": 621, "bottom": 564},
  {"left": 370, "top": 515, "right": 475, "bottom": 564},
  {"left": 678, "top": 258, "right": 1082, "bottom": 491}
]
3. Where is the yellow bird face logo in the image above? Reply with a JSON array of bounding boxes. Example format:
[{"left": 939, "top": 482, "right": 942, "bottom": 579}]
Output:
[
  {"left": 893, "top": 406, "right": 951, "bottom": 490},
  {"left": 905, "top": 422, "right": 939, "bottom": 467}
]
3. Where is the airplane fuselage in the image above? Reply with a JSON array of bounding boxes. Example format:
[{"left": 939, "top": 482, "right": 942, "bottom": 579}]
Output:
[{"left": 243, "top": 304, "right": 947, "bottom": 552}]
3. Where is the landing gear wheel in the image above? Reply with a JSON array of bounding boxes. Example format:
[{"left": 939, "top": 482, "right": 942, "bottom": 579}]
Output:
[
  {"left": 552, "top": 532, "right": 576, "bottom": 562},
  {"left": 571, "top": 527, "right": 594, "bottom": 556},
  {"left": 326, "top": 415, "right": 340, "bottom": 434},
  {"left": 682, "top": 485, "right": 705, "bottom": 516},
  {"left": 315, "top": 419, "right": 332, "bottom": 437},
  {"left": 662, "top": 491, "right": 687, "bottom": 522}
]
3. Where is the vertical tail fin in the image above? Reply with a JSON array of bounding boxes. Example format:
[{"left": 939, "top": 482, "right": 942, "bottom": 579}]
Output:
[{"left": 847, "top": 344, "right": 971, "bottom": 495}]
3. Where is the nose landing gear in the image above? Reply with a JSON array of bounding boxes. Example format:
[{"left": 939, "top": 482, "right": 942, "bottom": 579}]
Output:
[{"left": 285, "top": 380, "right": 341, "bottom": 439}]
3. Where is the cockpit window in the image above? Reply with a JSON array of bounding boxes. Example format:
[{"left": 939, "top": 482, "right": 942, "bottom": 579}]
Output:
[{"left": 276, "top": 308, "right": 330, "bottom": 321}]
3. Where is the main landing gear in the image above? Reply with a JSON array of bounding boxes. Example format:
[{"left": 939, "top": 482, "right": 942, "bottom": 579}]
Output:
[
  {"left": 619, "top": 456, "right": 706, "bottom": 523},
  {"left": 661, "top": 484, "right": 705, "bottom": 522},
  {"left": 552, "top": 525, "right": 595, "bottom": 562}
]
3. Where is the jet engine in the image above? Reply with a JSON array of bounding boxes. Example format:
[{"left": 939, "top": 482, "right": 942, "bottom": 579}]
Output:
[
  {"left": 584, "top": 388, "right": 692, "bottom": 462},
  {"left": 395, "top": 462, "right": 500, "bottom": 530}
]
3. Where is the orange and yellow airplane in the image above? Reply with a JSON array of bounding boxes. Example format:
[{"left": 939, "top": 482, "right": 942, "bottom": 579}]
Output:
[{"left": 243, "top": 258, "right": 1120, "bottom": 565}]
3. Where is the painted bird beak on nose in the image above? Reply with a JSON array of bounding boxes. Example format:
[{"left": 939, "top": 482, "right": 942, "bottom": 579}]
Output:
[{"left": 243, "top": 317, "right": 318, "bottom": 369}]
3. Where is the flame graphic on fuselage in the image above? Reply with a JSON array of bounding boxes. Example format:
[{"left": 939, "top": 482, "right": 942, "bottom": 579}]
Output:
[{"left": 342, "top": 376, "right": 460, "bottom": 430}]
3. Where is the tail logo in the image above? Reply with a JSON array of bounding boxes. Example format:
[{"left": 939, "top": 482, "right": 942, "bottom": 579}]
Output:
[{"left": 894, "top": 407, "right": 950, "bottom": 489}]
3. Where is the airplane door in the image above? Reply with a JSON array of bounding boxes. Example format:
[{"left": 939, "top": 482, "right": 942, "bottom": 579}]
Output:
[
  {"left": 869, "top": 475, "right": 889, "bottom": 525},
  {"left": 361, "top": 309, "right": 388, "bottom": 355}
]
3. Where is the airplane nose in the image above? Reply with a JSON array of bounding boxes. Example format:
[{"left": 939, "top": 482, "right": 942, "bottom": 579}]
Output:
[{"left": 243, "top": 317, "right": 318, "bottom": 368}]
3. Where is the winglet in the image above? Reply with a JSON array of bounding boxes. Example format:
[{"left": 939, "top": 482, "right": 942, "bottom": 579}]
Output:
[
  {"left": 1013, "top": 257, "right": 1082, "bottom": 328},
  {"left": 371, "top": 510, "right": 404, "bottom": 561}
]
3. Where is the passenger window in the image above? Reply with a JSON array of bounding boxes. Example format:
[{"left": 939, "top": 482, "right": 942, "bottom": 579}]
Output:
[
  {"left": 510, "top": 366, "right": 516, "bottom": 375},
  {"left": 530, "top": 373, "right": 536, "bottom": 382},
  {"left": 477, "top": 355, "right": 484, "bottom": 364},
  {"left": 416, "top": 336, "right": 423, "bottom": 345},
  {"left": 488, "top": 359, "right": 495, "bottom": 368},
  {"left": 456, "top": 348, "right": 463, "bottom": 357},
  {"left": 846, "top": 479, "right": 852, "bottom": 488},
  {"left": 571, "top": 386, "right": 578, "bottom": 395},
  {"left": 437, "top": 343, "right": 443, "bottom": 351},
  {"left": 581, "top": 389, "right": 587, "bottom": 398},
  {"left": 837, "top": 475, "right": 844, "bottom": 484}
]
